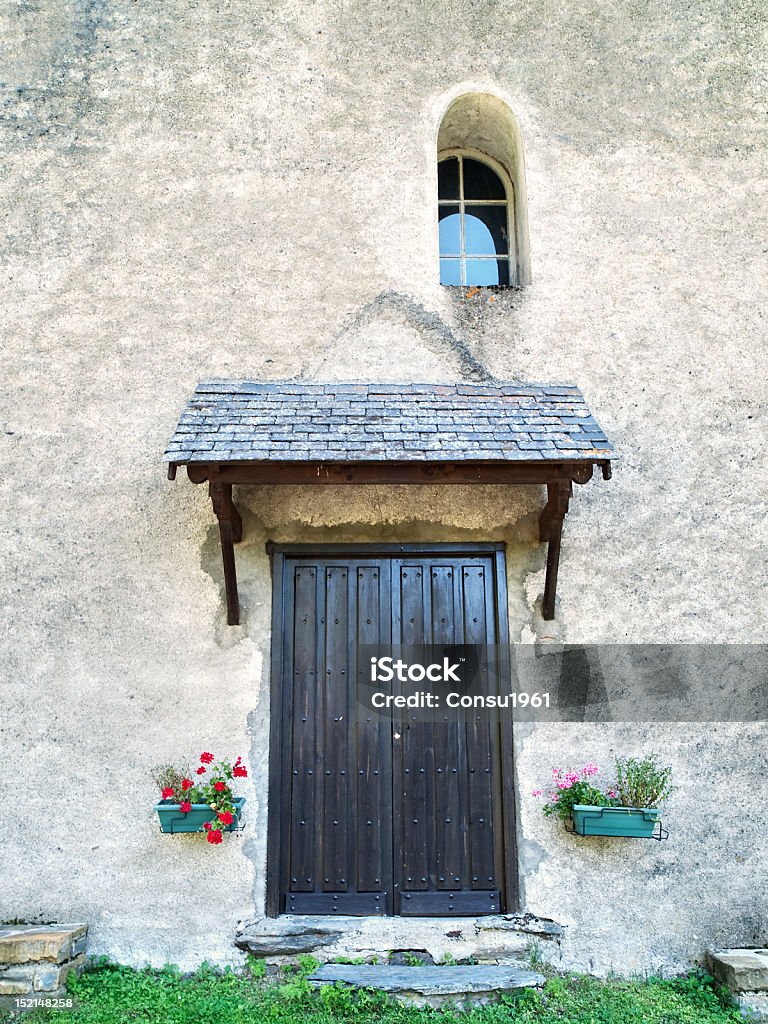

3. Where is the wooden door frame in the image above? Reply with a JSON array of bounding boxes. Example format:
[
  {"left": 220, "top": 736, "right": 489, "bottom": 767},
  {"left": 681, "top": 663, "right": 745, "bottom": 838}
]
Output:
[{"left": 265, "top": 542, "right": 519, "bottom": 918}]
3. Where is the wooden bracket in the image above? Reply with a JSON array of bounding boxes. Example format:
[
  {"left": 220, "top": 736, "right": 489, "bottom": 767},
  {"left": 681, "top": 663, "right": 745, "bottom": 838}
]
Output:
[
  {"left": 209, "top": 480, "right": 243, "bottom": 625},
  {"left": 539, "top": 480, "right": 572, "bottom": 620}
]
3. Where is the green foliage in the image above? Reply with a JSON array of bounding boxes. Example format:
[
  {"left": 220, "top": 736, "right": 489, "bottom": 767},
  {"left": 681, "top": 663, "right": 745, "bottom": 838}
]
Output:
[
  {"left": 402, "top": 952, "right": 426, "bottom": 967},
  {"left": 0, "top": 959, "right": 742, "bottom": 1024},
  {"left": 150, "top": 763, "right": 194, "bottom": 802},
  {"left": 296, "top": 954, "right": 320, "bottom": 975},
  {"left": 525, "top": 938, "right": 545, "bottom": 970},
  {"left": 246, "top": 954, "right": 266, "bottom": 979},
  {"left": 615, "top": 754, "right": 674, "bottom": 809},
  {"left": 544, "top": 778, "right": 613, "bottom": 822}
]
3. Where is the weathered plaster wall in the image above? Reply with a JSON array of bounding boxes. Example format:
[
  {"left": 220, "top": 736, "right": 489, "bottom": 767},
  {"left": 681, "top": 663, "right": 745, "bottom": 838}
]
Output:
[{"left": 1, "top": 0, "right": 766, "bottom": 973}]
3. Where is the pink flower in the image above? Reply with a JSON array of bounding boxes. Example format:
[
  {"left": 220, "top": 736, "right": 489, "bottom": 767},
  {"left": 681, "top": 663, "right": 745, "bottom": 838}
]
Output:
[
  {"left": 582, "top": 762, "right": 599, "bottom": 777},
  {"left": 564, "top": 772, "right": 579, "bottom": 786},
  {"left": 531, "top": 789, "right": 543, "bottom": 797},
  {"left": 608, "top": 789, "right": 618, "bottom": 798}
]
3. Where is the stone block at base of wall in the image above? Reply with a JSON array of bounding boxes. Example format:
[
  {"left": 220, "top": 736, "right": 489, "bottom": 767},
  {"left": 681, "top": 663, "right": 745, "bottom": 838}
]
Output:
[
  {"left": 708, "top": 949, "right": 768, "bottom": 1022},
  {"left": 0, "top": 925, "right": 87, "bottom": 1010}
]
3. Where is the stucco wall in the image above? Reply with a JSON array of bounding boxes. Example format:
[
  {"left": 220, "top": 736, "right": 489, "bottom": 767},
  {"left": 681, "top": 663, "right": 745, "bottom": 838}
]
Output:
[{"left": 1, "top": 0, "right": 766, "bottom": 972}]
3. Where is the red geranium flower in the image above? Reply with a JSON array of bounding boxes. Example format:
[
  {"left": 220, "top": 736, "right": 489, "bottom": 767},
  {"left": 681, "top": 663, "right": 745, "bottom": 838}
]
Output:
[
  {"left": 181, "top": 778, "right": 193, "bottom": 791},
  {"left": 218, "top": 811, "right": 234, "bottom": 826},
  {"left": 233, "top": 765, "right": 247, "bottom": 778},
  {"left": 161, "top": 787, "right": 174, "bottom": 799},
  {"left": 207, "top": 829, "right": 223, "bottom": 845},
  {"left": 200, "top": 752, "right": 215, "bottom": 764},
  {"left": 214, "top": 781, "right": 226, "bottom": 792},
  {"left": 196, "top": 766, "right": 206, "bottom": 775},
  {"left": 179, "top": 801, "right": 192, "bottom": 813},
  {"left": 203, "top": 822, "right": 211, "bottom": 831}
]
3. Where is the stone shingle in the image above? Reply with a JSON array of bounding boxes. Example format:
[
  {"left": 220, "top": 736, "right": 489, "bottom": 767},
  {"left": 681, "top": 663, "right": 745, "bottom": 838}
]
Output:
[{"left": 164, "top": 381, "right": 616, "bottom": 464}]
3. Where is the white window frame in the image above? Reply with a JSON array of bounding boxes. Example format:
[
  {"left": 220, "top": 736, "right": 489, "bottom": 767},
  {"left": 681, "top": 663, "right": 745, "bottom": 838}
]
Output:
[{"left": 438, "top": 148, "right": 517, "bottom": 288}]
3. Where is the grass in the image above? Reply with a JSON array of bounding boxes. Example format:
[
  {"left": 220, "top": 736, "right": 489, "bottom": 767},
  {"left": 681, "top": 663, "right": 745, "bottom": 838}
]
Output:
[{"left": 0, "top": 957, "right": 743, "bottom": 1024}]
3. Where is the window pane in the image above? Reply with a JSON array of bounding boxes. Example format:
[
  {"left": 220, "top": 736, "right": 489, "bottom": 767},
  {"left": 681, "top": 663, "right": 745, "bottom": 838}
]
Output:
[
  {"left": 438, "top": 208, "right": 461, "bottom": 256},
  {"left": 462, "top": 158, "right": 506, "bottom": 200},
  {"left": 440, "top": 258, "right": 462, "bottom": 286},
  {"left": 465, "top": 206, "right": 508, "bottom": 256},
  {"left": 438, "top": 158, "right": 460, "bottom": 200},
  {"left": 465, "top": 259, "right": 511, "bottom": 287}
]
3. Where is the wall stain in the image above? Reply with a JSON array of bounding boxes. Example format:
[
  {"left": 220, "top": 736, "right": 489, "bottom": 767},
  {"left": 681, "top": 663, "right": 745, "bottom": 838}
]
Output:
[{"left": 308, "top": 289, "right": 496, "bottom": 383}]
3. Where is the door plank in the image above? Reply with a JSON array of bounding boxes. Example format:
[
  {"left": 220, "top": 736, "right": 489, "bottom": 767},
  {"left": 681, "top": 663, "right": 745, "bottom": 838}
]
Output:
[
  {"left": 355, "top": 564, "right": 391, "bottom": 905},
  {"left": 322, "top": 565, "right": 351, "bottom": 891},
  {"left": 288, "top": 564, "right": 321, "bottom": 893}
]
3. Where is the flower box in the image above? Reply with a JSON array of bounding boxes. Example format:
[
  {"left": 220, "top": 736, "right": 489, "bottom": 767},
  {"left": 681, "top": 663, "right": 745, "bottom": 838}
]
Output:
[
  {"left": 155, "top": 797, "right": 246, "bottom": 834},
  {"left": 571, "top": 804, "right": 661, "bottom": 838}
]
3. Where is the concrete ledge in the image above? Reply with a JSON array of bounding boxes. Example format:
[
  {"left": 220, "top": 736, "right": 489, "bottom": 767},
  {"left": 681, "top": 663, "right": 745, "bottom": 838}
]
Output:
[{"left": 0, "top": 925, "right": 88, "bottom": 966}]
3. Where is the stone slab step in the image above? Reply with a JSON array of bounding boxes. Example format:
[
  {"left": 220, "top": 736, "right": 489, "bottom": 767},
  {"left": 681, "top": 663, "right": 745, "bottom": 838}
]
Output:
[
  {"left": 0, "top": 925, "right": 87, "bottom": 966},
  {"left": 708, "top": 949, "right": 768, "bottom": 993},
  {"left": 308, "top": 964, "right": 546, "bottom": 1007}
]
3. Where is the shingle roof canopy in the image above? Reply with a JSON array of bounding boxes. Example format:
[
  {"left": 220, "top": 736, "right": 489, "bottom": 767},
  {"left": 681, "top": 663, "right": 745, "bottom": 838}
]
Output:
[{"left": 165, "top": 381, "right": 615, "bottom": 465}]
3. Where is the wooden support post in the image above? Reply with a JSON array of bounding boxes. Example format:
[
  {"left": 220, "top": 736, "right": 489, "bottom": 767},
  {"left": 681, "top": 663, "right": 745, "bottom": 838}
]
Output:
[
  {"left": 210, "top": 480, "right": 243, "bottom": 625},
  {"left": 541, "top": 481, "right": 572, "bottom": 620}
]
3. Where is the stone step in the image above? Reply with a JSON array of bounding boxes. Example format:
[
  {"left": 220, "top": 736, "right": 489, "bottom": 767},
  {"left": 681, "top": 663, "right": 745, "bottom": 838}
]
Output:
[
  {"left": 0, "top": 925, "right": 87, "bottom": 966},
  {"left": 308, "top": 964, "right": 546, "bottom": 1007},
  {"left": 708, "top": 949, "right": 768, "bottom": 994},
  {"left": 236, "top": 912, "right": 563, "bottom": 962}
]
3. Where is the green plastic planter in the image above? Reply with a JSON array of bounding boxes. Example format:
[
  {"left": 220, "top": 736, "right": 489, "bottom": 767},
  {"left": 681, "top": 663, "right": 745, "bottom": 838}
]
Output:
[
  {"left": 155, "top": 797, "right": 246, "bottom": 834},
  {"left": 571, "top": 804, "right": 661, "bottom": 838}
]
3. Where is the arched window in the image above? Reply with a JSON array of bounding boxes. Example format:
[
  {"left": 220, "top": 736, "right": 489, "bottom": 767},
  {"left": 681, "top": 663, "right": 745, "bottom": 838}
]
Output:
[
  {"left": 438, "top": 152, "right": 513, "bottom": 287},
  {"left": 437, "top": 91, "right": 530, "bottom": 287}
]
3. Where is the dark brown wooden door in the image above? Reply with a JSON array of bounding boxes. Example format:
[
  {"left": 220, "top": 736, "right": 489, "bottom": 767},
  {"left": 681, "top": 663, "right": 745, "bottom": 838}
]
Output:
[{"left": 267, "top": 544, "right": 516, "bottom": 917}]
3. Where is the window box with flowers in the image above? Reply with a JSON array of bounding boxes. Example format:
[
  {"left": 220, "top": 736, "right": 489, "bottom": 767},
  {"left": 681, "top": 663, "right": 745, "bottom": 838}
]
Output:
[
  {"left": 153, "top": 752, "right": 248, "bottom": 844},
  {"left": 534, "top": 756, "right": 673, "bottom": 839}
]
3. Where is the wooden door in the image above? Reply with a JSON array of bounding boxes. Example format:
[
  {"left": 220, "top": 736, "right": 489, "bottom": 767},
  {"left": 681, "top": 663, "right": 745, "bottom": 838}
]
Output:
[{"left": 267, "top": 544, "right": 516, "bottom": 917}]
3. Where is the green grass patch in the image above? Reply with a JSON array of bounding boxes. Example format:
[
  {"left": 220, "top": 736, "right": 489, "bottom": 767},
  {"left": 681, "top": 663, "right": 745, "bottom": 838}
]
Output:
[{"left": 0, "top": 959, "right": 742, "bottom": 1024}]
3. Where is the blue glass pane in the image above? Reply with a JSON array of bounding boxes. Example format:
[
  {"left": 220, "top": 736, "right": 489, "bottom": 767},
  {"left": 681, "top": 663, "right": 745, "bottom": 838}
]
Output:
[
  {"left": 440, "top": 259, "right": 462, "bottom": 286},
  {"left": 464, "top": 214, "right": 497, "bottom": 256},
  {"left": 438, "top": 211, "right": 461, "bottom": 256},
  {"left": 465, "top": 259, "right": 500, "bottom": 286}
]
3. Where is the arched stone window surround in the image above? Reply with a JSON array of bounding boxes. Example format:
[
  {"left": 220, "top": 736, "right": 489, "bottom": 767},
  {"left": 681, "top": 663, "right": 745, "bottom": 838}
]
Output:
[{"left": 436, "top": 90, "right": 531, "bottom": 286}]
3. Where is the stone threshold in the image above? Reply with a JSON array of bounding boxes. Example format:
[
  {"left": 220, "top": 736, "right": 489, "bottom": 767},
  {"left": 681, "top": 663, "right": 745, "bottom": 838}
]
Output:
[{"left": 236, "top": 912, "right": 564, "bottom": 963}]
